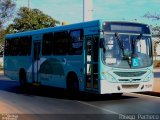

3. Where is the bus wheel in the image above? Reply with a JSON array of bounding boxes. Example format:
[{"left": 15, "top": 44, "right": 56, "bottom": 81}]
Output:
[
  {"left": 19, "top": 69, "right": 27, "bottom": 88},
  {"left": 67, "top": 74, "right": 79, "bottom": 99}
]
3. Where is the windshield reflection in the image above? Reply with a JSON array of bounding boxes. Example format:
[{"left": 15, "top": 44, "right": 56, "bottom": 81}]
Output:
[{"left": 102, "top": 34, "right": 152, "bottom": 69}]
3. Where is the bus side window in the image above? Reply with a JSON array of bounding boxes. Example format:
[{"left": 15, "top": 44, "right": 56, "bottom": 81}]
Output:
[
  {"left": 5, "top": 39, "right": 14, "bottom": 56},
  {"left": 16, "top": 36, "right": 32, "bottom": 56},
  {"left": 26, "top": 36, "right": 32, "bottom": 56},
  {"left": 12, "top": 38, "right": 19, "bottom": 56},
  {"left": 22, "top": 36, "right": 32, "bottom": 56},
  {"left": 54, "top": 31, "right": 68, "bottom": 55},
  {"left": 69, "top": 29, "right": 83, "bottom": 55},
  {"left": 5, "top": 36, "right": 32, "bottom": 56},
  {"left": 42, "top": 33, "right": 54, "bottom": 55},
  {"left": 4, "top": 39, "right": 10, "bottom": 56}
]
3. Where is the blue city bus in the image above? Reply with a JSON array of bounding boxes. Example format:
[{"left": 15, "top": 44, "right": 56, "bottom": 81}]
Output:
[{"left": 4, "top": 20, "right": 153, "bottom": 95}]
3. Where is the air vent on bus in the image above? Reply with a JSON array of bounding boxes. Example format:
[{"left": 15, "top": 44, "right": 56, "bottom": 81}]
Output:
[
  {"left": 119, "top": 79, "right": 141, "bottom": 82},
  {"left": 122, "top": 84, "right": 139, "bottom": 89},
  {"left": 114, "top": 71, "right": 146, "bottom": 77}
]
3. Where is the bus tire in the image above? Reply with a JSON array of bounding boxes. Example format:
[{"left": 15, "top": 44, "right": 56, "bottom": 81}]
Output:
[
  {"left": 66, "top": 73, "right": 79, "bottom": 99},
  {"left": 19, "top": 69, "right": 27, "bottom": 88}
]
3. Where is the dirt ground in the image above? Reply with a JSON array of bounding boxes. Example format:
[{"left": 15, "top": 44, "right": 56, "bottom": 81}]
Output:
[
  {"left": 153, "top": 78, "right": 160, "bottom": 92},
  {"left": 153, "top": 68, "right": 160, "bottom": 92}
]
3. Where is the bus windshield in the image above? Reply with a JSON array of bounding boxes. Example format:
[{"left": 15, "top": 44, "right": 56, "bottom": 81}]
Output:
[{"left": 102, "top": 33, "right": 153, "bottom": 69}]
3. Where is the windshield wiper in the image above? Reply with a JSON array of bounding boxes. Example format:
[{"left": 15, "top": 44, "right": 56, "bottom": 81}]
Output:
[
  {"left": 115, "top": 32, "right": 125, "bottom": 57},
  {"left": 135, "top": 34, "right": 142, "bottom": 43},
  {"left": 115, "top": 32, "right": 132, "bottom": 67}
]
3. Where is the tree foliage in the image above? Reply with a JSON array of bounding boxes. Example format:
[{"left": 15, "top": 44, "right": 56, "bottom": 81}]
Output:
[
  {"left": 144, "top": 12, "right": 160, "bottom": 37},
  {"left": 8, "top": 7, "right": 60, "bottom": 33},
  {"left": 143, "top": 12, "right": 160, "bottom": 36},
  {"left": 0, "top": 0, "right": 15, "bottom": 29},
  {"left": 144, "top": 12, "right": 160, "bottom": 21},
  {"left": 152, "top": 26, "right": 160, "bottom": 36},
  {"left": 0, "top": 0, "right": 15, "bottom": 55},
  {"left": 0, "top": 28, "right": 6, "bottom": 54}
]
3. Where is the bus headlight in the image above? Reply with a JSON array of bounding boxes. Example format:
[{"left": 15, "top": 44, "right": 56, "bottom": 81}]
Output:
[{"left": 102, "top": 72, "right": 117, "bottom": 82}]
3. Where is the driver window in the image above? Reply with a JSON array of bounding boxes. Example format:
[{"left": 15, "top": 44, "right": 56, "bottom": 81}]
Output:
[
  {"left": 104, "top": 35, "right": 120, "bottom": 58},
  {"left": 104, "top": 35, "right": 114, "bottom": 57},
  {"left": 121, "top": 35, "right": 131, "bottom": 57}
]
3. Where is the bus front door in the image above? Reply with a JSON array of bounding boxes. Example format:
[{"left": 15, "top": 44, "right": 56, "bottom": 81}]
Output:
[
  {"left": 32, "top": 40, "right": 41, "bottom": 84},
  {"left": 85, "top": 35, "right": 99, "bottom": 91}
]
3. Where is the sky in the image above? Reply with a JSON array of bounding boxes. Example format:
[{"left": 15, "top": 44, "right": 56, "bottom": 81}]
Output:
[{"left": 15, "top": 0, "right": 160, "bottom": 26}]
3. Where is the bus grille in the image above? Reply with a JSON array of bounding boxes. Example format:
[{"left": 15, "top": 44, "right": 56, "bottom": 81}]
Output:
[
  {"left": 119, "top": 79, "right": 141, "bottom": 82},
  {"left": 122, "top": 84, "right": 139, "bottom": 89},
  {"left": 114, "top": 71, "right": 146, "bottom": 77}
]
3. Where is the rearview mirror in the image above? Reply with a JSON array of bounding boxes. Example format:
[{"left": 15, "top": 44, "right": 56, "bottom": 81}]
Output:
[
  {"left": 100, "top": 38, "right": 104, "bottom": 48},
  {"left": 115, "top": 32, "right": 119, "bottom": 38}
]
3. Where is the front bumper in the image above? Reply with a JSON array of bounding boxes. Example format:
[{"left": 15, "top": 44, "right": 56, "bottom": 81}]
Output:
[{"left": 100, "top": 79, "right": 153, "bottom": 94}]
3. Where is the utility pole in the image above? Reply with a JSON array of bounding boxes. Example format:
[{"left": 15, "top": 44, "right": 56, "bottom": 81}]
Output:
[{"left": 83, "top": 0, "right": 93, "bottom": 22}]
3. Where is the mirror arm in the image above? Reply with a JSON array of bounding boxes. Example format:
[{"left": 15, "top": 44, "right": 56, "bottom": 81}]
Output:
[{"left": 99, "top": 38, "right": 104, "bottom": 48}]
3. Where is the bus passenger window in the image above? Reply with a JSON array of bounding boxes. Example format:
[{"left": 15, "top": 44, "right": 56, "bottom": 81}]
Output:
[
  {"left": 69, "top": 29, "right": 83, "bottom": 55},
  {"left": 4, "top": 37, "right": 32, "bottom": 56},
  {"left": 4, "top": 40, "right": 10, "bottom": 56},
  {"left": 17, "top": 36, "right": 32, "bottom": 56},
  {"left": 54, "top": 31, "right": 68, "bottom": 55},
  {"left": 42, "top": 33, "right": 54, "bottom": 55},
  {"left": 12, "top": 38, "right": 19, "bottom": 56}
]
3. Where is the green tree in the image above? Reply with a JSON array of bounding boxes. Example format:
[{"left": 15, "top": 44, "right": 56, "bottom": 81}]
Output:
[
  {"left": 144, "top": 12, "right": 160, "bottom": 21},
  {"left": 143, "top": 12, "right": 160, "bottom": 37},
  {"left": 0, "top": 0, "right": 15, "bottom": 55},
  {"left": 0, "top": 0, "right": 15, "bottom": 29},
  {"left": 0, "top": 29, "right": 6, "bottom": 54},
  {"left": 152, "top": 26, "right": 160, "bottom": 36},
  {"left": 8, "top": 7, "right": 60, "bottom": 33}
]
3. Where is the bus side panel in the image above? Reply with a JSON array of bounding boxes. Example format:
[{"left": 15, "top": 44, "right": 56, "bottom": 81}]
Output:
[
  {"left": 4, "top": 56, "right": 32, "bottom": 81},
  {"left": 38, "top": 56, "right": 66, "bottom": 88},
  {"left": 38, "top": 55, "right": 84, "bottom": 89},
  {"left": 65, "top": 55, "right": 84, "bottom": 91}
]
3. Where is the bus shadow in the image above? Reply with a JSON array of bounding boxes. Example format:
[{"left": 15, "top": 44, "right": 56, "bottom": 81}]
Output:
[
  {"left": 0, "top": 80, "right": 68, "bottom": 99},
  {"left": 0, "top": 80, "right": 138, "bottom": 101},
  {"left": 77, "top": 92, "right": 138, "bottom": 102}
]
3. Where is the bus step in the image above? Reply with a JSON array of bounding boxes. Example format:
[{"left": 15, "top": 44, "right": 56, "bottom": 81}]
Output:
[
  {"left": 85, "top": 88, "right": 98, "bottom": 93},
  {"left": 32, "top": 82, "right": 40, "bottom": 86}
]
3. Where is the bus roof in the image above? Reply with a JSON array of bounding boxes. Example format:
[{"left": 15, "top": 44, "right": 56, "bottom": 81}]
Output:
[
  {"left": 6, "top": 20, "right": 150, "bottom": 39},
  {"left": 6, "top": 20, "right": 101, "bottom": 39}
]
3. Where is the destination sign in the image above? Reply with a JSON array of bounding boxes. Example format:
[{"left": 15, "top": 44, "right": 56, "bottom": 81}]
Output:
[{"left": 103, "top": 22, "right": 150, "bottom": 34}]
